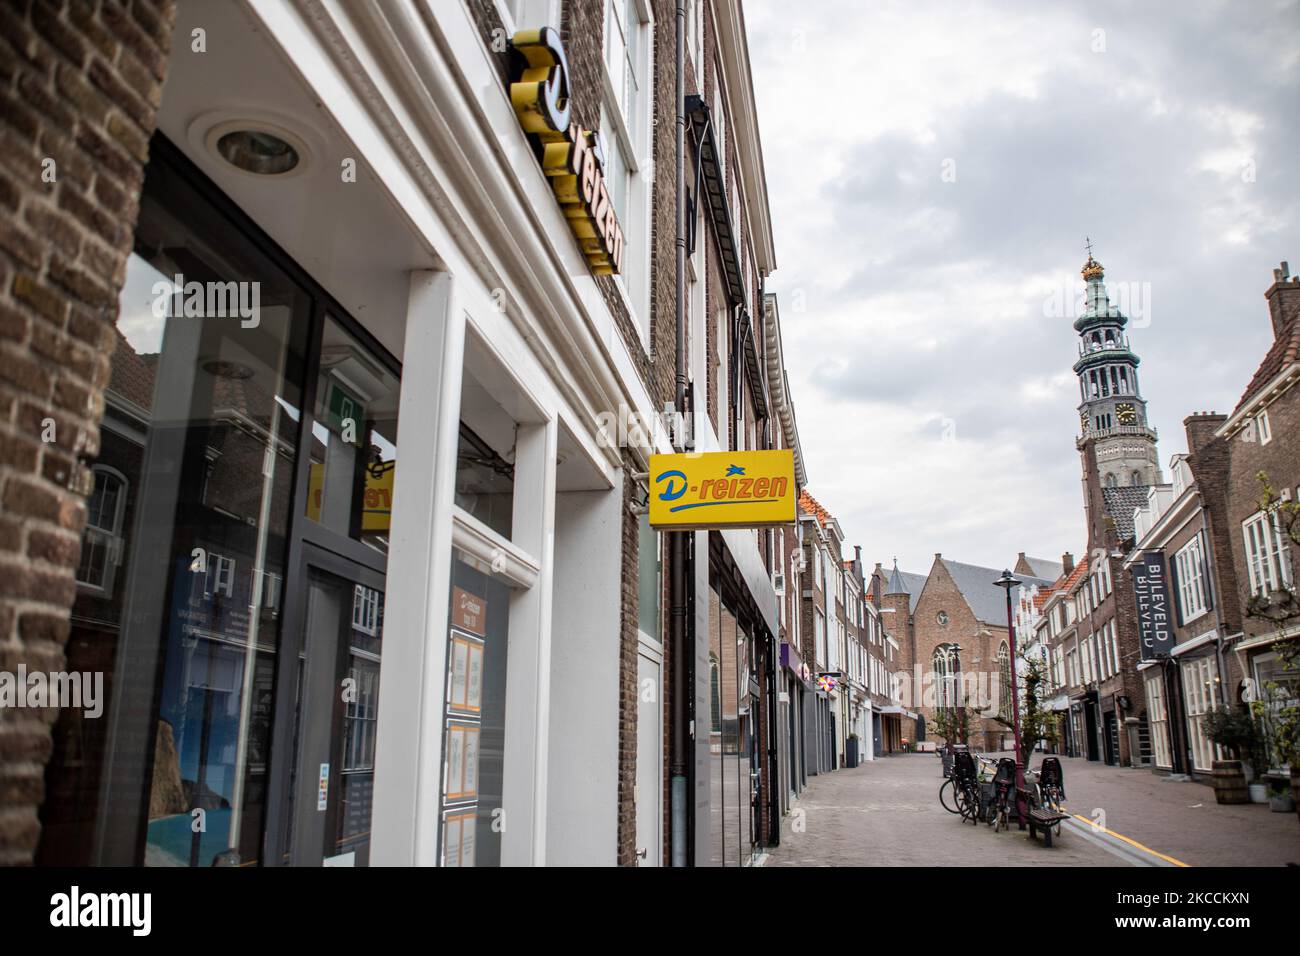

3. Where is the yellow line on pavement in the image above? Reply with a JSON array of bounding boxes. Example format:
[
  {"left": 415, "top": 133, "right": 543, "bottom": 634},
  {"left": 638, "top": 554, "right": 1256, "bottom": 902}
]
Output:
[{"left": 1069, "top": 812, "right": 1190, "bottom": 867}]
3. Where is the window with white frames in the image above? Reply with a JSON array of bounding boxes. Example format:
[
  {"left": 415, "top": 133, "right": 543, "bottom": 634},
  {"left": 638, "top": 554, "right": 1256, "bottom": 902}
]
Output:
[
  {"left": 1145, "top": 672, "right": 1172, "bottom": 768},
  {"left": 76, "top": 465, "right": 127, "bottom": 592},
  {"left": 815, "top": 609, "right": 826, "bottom": 668},
  {"left": 1243, "top": 509, "right": 1293, "bottom": 597},
  {"left": 1174, "top": 535, "right": 1209, "bottom": 622},
  {"left": 353, "top": 583, "right": 382, "bottom": 636},
  {"left": 496, "top": 0, "right": 560, "bottom": 34},
  {"left": 601, "top": 0, "right": 653, "bottom": 341},
  {"left": 204, "top": 553, "right": 236, "bottom": 601},
  {"left": 1109, "top": 621, "right": 1119, "bottom": 678},
  {"left": 1257, "top": 408, "right": 1272, "bottom": 445},
  {"left": 1181, "top": 656, "right": 1220, "bottom": 771}
]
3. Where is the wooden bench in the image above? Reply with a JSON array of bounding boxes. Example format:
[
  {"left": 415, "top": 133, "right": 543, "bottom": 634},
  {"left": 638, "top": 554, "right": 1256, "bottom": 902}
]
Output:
[{"left": 1027, "top": 806, "right": 1069, "bottom": 847}]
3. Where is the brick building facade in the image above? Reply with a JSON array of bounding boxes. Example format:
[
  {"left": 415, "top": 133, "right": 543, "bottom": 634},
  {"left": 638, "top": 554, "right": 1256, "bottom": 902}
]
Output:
[
  {"left": 0, "top": 0, "right": 176, "bottom": 866},
  {"left": 0, "top": 0, "right": 803, "bottom": 869}
]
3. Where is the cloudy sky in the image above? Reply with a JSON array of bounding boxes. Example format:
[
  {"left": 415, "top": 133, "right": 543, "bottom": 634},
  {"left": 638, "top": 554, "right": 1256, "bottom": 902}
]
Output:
[{"left": 746, "top": 0, "right": 1300, "bottom": 576}]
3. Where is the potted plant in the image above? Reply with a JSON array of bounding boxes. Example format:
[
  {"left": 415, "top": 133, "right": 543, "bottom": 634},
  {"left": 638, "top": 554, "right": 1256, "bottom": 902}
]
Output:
[
  {"left": 1266, "top": 774, "right": 1295, "bottom": 813},
  {"left": 1252, "top": 673, "right": 1300, "bottom": 820},
  {"left": 1205, "top": 706, "right": 1257, "bottom": 804}
]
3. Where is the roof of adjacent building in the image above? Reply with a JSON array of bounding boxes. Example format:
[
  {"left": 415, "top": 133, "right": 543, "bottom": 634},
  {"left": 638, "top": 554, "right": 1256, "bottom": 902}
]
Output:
[
  {"left": 1102, "top": 485, "right": 1152, "bottom": 540},
  {"left": 1034, "top": 555, "right": 1089, "bottom": 611},
  {"left": 939, "top": 557, "right": 1053, "bottom": 626},
  {"left": 798, "top": 488, "right": 828, "bottom": 526},
  {"left": 1231, "top": 310, "right": 1300, "bottom": 416},
  {"left": 1020, "top": 555, "right": 1065, "bottom": 580}
]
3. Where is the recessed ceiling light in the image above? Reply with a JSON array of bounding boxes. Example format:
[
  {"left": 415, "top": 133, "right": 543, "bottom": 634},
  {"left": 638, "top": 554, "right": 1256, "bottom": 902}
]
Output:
[
  {"left": 196, "top": 114, "right": 313, "bottom": 180},
  {"left": 215, "top": 129, "right": 300, "bottom": 175}
]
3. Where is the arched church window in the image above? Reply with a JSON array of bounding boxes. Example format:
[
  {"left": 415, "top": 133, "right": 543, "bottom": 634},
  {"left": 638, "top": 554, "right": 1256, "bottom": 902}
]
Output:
[
  {"left": 997, "top": 642, "right": 1011, "bottom": 720},
  {"left": 933, "top": 644, "right": 961, "bottom": 710}
]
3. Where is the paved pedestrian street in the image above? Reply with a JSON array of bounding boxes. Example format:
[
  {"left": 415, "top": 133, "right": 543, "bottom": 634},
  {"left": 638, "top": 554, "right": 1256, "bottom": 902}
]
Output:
[{"left": 764, "top": 754, "right": 1300, "bottom": 867}]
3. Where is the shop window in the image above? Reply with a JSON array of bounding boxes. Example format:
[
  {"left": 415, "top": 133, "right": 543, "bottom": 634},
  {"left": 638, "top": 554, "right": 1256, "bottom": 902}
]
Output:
[
  {"left": 708, "top": 585, "right": 724, "bottom": 867},
  {"left": 441, "top": 551, "right": 512, "bottom": 867},
  {"left": 637, "top": 513, "right": 660, "bottom": 641},
  {"left": 1181, "top": 656, "right": 1221, "bottom": 772},
  {"left": 1144, "top": 671, "right": 1175, "bottom": 770},
  {"left": 304, "top": 315, "right": 401, "bottom": 556}
]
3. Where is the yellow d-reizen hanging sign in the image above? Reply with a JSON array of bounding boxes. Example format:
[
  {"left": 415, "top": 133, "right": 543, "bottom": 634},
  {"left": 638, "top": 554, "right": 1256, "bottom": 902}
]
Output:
[{"left": 649, "top": 450, "right": 796, "bottom": 530}]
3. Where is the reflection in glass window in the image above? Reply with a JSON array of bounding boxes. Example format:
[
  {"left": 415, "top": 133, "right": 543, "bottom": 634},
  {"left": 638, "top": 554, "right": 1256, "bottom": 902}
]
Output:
[
  {"left": 38, "top": 144, "right": 311, "bottom": 866},
  {"left": 76, "top": 467, "right": 126, "bottom": 591},
  {"left": 441, "top": 551, "right": 511, "bottom": 866},
  {"left": 304, "top": 316, "right": 400, "bottom": 556},
  {"left": 455, "top": 424, "right": 515, "bottom": 540}
]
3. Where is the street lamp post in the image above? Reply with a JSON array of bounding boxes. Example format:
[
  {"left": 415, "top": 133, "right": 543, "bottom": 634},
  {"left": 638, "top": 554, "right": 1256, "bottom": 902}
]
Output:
[{"left": 994, "top": 569, "right": 1026, "bottom": 828}]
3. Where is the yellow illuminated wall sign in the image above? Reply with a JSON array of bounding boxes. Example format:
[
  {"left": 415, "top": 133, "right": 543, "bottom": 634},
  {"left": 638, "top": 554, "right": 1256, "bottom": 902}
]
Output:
[
  {"left": 648, "top": 450, "right": 797, "bottom": 530},
  {"left": 509, "top": 27, "right": 625, "bottom": 276}
]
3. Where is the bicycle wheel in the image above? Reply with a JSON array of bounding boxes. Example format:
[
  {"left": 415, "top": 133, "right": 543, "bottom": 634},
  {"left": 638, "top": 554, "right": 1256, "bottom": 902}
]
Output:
[
  {"left": 958, "top": 782, "right": 980, "bottom": 824},
  {"left": 939, "top": 778, "right": 962, "bottom": 814}
]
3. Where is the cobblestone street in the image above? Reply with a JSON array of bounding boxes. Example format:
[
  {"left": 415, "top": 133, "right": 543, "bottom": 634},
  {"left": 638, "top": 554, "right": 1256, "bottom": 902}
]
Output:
[{"left": 765, "top": 753, "right": 1300, "bottom": 867}]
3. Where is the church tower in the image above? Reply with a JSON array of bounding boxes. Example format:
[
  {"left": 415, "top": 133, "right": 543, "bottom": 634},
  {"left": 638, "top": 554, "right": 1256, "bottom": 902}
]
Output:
[{"left": 1073, "top": 250, "right": 1161, "bottom": 488}]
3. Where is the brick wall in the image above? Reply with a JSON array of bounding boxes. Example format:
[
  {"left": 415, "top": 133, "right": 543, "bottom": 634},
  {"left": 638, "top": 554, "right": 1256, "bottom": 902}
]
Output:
[
  {"left": 1224, "top": 384, "right": 1300, "bottom": 644},
  {"left": 0, "top": 0, "right": 175, "bottom": 864}
]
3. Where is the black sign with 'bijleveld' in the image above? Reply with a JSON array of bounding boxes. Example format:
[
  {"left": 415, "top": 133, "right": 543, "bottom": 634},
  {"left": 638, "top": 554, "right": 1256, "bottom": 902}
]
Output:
[{"left": 1131, "top": 550, "right": 1174, "bottom": 660}]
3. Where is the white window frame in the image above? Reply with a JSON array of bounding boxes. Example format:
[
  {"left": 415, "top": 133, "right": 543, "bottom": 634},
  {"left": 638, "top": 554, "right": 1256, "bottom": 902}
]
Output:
[
  {"left": 600, "top": 0, "right": 655, "bottom": 347},
  {"left": 205, "top": 552, "right": 236, "bottom": 601},
  {"left": 1181, "top": 656, "right": 1221, "bottom": 772},
  {"left": 1257, "top": 408, "right": 1272, "bottom": 445},
  {"left": 76, "top": 465, "right": 128, "bottom": 593},
  {"left": 353, "top": 583, "right": 382, "bottom": 636},
  {"left": 1174, "top": 534, "right": 1209, "bottom": 623},
  {"left": 1243, "top": 509, "right": 1294, "bottom": 597},
  {"left": 1145, "top": 672, "right": 1172, "bottom": 769},
  {"left": 493, "top": 0, "right": 561, "bottom": 37}
]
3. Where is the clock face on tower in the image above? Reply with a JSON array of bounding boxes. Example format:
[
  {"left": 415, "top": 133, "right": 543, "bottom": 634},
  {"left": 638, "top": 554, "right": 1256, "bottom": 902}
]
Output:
[{"left": 1116, "top": 403, "right": 1137, "bottom": 425}]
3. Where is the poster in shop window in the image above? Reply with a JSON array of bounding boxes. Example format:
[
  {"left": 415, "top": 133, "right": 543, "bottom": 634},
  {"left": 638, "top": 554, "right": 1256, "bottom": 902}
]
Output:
[
  {"left": 450, "top": 636, "right": 469, "bottom": 710},
  {"left": 466, "top": 641, "right": 484, "bottom": 712},
  {"left": 444, "top": 723, "right": 479, "bottom": 802},
  {"left": 448, "top": 633, "right": 484, "bottom": 715},
  {"left": 443, "top": 810, "right": 476, "bottom": 867}
]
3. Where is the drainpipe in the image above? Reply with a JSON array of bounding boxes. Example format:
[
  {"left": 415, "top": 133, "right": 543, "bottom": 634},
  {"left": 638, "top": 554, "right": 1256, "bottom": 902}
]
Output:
[{"left": 668, "top": 0, "right": 689, "bottom": 868}]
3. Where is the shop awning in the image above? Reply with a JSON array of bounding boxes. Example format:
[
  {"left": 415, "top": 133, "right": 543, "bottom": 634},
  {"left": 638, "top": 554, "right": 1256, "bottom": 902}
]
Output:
[{"left": 685, "top": 94, "right": 768, "bottom": 421}]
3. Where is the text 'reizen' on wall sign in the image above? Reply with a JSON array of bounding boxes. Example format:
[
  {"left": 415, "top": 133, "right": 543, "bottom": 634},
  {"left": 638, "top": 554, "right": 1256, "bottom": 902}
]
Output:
[
  {"left": 1131, "top": 550, "right": 1174, "bottom": 660},
  {"left": 649, "top": 450, "right": 796, "bottom": 530},
  {"left": 509, "top": 27, "right": 625, "bottom": 276}
]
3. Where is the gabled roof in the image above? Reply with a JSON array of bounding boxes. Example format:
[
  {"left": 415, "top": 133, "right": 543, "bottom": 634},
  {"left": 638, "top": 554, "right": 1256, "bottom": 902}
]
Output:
[
  {"left": 1102, "top": 485, "right": 1152, "bottom": 540},
  {"left": 938, "top": 557, "right": 1053, "bottom": 626},
  {"left": 1020, "top": 555, "right": 1065, "bottom": 581},
  {"left": 1230, "top": 312, "right": 1300, "bottom": 417},
  {"left": 798, "top": 488, "right": 843, "bottom": 540},
  {"left": 1038, "top": 556, "right": 1090, "bottom": 612}
]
